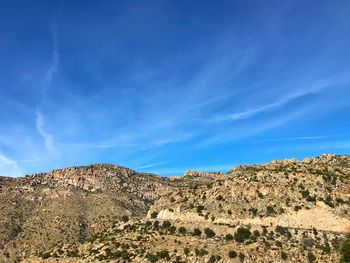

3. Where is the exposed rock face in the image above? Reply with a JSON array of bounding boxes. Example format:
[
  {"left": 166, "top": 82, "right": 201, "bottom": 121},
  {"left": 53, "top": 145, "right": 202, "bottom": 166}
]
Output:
[
  {"left": 150, "top": 154, "right": 350, "bottom": 233},
  {"left": 0, "top": 154, "right": 349, "bottom": 262},
  {"left": 184, "top": 170, "right": 224, "bottom": 178}
]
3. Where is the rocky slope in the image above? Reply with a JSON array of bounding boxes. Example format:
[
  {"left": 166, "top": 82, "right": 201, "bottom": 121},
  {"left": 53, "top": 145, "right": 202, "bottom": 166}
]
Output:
[
  {"left": 0, "top": 164, "right": 172, "bottom": 262},
  {"left": 151, "top": 154, "right": 349, "bottom": 232},
  {"left": 0, "top": 154, "right": 349, "bottom": 262}
]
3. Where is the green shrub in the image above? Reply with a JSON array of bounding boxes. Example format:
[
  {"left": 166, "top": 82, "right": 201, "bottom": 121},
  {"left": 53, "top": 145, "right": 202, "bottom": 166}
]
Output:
[
  {"left": 162, "top": 221, "right": 171, "bottom": 228},
  {"left": 300, "top": 189, "right": 310, "bottom": 198},
  {"left": 234, "top": 227, "right": 251, "bottom": 243},
  {"left": 266, "top": 206, "right": 275, "bottom": 216},
  {"left": 324, "top": 196, "right": 335, "bottom": 208},
  {"left": 216, "top": 195, "right": 224, "bottom": 201},
  {"left": 225, "top": 233, "right": 234, "bottom": 241},
  {"left": 169, "top": 226, "right": 176, "bottom": 234},
  {"left": 121, "top": 215, "right": 129, "bottom": 222},
  {"left": 281, "top": 251, "right": 288, "bottom": 260},
  {"left": 147, "top": 253, "right": 159, "bottom": 262},
  {"left": 184, "top": 247, "right": 190, "bottom": 256},
  {"left": 239, "top": 252, "right": 245, "bottom": 262},
  {"left": 157, "top": 250, "right": 170, "bottom": 260},
  {"left": 195, "top": 248, "right": 208, "bottom": 256},
  {"left": 307, "top": 252, "right": 316, "bottom": 262},
  {"left": 275, "top": 225, "right": 287, "bottom": 235},
  {"left": 39, "top": 252, "right": 51, "bottom": 259},
  {"left": 178, "top": 227, "right": 187, "bottom": 235},
  {"left": 193, "top": 228, "right": 202, "bottom": 236},
  {"left": 340, "top": 235, "right": 350, "bottom": 263},
  {"left": 204, "top": 228, "right": 216, "bottom": 238},
  {"left": 209, "top": 255, "right": 217, "bottom": 262},
  {"left": 294, "top": 205, "right": 302, "bottom": 211},
  {"left": 228, "top": 250, "right": 237, "bottom": 258},
  {"left": 151, "top": 212, "right": 158, "bottom": 219},
  {"left": 67, "top": 249, "right": 79, "bottom": 257},
  {"left": 249, "top": 207, "right": 258, "bottom": 215},
  {"left": 196, "top": 205, "right": 205, "bottom": 213},
  {"left": 306, "top": 195, "right": 316, "bottom": 202}
]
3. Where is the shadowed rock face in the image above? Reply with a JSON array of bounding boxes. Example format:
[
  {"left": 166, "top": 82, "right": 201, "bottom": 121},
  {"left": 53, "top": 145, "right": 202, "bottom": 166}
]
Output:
[{"left": 0, "top": 155, "right": 349, "bottom": 262}]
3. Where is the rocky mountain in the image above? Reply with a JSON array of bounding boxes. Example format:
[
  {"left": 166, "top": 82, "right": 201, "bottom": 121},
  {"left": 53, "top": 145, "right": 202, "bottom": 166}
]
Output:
[
  {"left": 0, "top": 154, "right": 349, "bottom": 262},
  {"left": 0, "top": 164, "right": 172, "bottom": 262}
]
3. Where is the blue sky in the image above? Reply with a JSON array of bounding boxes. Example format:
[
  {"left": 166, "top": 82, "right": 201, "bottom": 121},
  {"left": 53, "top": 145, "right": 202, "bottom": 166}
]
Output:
[{"left": 1, "top": 0, "right": 350, "bottom": 176}]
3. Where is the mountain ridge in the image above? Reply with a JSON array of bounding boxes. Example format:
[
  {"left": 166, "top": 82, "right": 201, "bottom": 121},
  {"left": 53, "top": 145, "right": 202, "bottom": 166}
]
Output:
[{"left": 0, "top": 154, "right": 349, "bottom": 262}]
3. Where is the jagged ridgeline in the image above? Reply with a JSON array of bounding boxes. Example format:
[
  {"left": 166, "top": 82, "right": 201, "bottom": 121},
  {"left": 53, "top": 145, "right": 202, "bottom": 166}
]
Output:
[{"left": 0, "top": 154, "right": 349, "bottom": 262}]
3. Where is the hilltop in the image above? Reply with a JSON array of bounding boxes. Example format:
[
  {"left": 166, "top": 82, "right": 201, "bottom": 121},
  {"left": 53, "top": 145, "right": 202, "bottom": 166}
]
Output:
[
  {"left": 0, "top": 164, "right": 172, "bottom": 262},
  {"left": 0, "top": 154, "right": 349, "bottom": 262}
]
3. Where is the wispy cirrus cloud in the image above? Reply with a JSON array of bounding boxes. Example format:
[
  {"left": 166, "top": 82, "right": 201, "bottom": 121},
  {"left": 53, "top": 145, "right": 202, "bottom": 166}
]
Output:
[
  {"left": 35, "top": 111, "right": 57, "bottom": 154},
  {"left": 41, "top": 26, "right": 59, "bottom": 93},
  {"left": 254, "top": 133, "right": 350, "bottom": 143},
  {"left": 0, "top": 153, "right": 23, "bottom": 177},
  {"left": 35, "top": 8, "right": 62, "bottom": 155},
  {"left": 205, "top": 71, "right": 350, "bottom": 124},
  {"left": 136, "top": 160, "right": 171, "bottom": 170}
]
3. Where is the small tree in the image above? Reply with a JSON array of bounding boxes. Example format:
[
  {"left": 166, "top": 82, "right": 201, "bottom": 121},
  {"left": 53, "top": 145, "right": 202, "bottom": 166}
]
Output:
[
  {"left": 266, "top": 206, "right": 275, "bottom": 216},
  {"left": 193, "top": 228, "right": 202, "bottom": 236},
  {"left": 121, "top": 215, "right": 129, "bottom": 223},
  {"left": 239, "top": 252, "right": 245, "bottom": 262},
  {"left": 204, "top": 228, "right": 216, "bottom": 238},
  {"left": 225, "top": 233, "right": 234, "bottom": 241},
  {"left": 147, "top": 253, "right": 159, "bottom": 262},
  {"left": 281, "top": 251, "right": 288, "bottom": 260},
  {"left": 151, "top": 212, "right": 158, "bottom": 219},
  {"left": 209, "top": 255, "right": 216, "bottom": 263},
  {"left": 228, "top": 250, "right": 237, "bottom": 258},
  {"left": 340, "top": 235, "right": 350, "bottom": 263},
  {"left": 178, "top": 227, "right": 187, "bottom": 235},
  {"left": 157, "top": 250, "right": 170, "bottom": 260},
  {"left": 253, "top": 230, "right": 260, "bottom": 237},
  {"left": 307, "top": 252, "right": 316, "bottom": 263},
  {"left": 162, "top": 221, "right": 171, "bottom": 228},
  {"left": 195, "top": 248, "right": 208, "bottom": 256},
  {"left": 196, "top": 205, "right": 205, "bottom": 213},
  {"left": 234, "top": 227, "right": 251, "bottom": 243},
  {"left": 169, "top": 226, "right": 176, "bottom": 234}
]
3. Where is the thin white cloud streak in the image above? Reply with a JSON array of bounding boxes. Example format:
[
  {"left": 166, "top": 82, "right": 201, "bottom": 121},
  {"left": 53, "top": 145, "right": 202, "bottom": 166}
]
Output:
[
  {"left": 254, "top": 133, "right": 350, "bottom": 143},
  {"left": 42, "top": 23, "right": 59, "bottom": 92},
  {"left": 0, "top": 153, "right": 23, "bottom": 177},
  {"left": 35, "top": 16, "right": 61, "bottom": 154},
  {"left": 136, "top": 160, "right": 171, "bottom": 170},
  {"left": 35, "top": 111, "right": 56, "bottom": 153},
  {"left": 310, "top": 141, "right": 350, "bottom": 150},
  {"left": 199, "top": 99, "right": 328, "bottom": 147},
  {"left": 270, "top": 140, "right": 350, "bottom": 153},
  {"left": 206, "top": 71, "right": 350, "bottom": 123}
]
